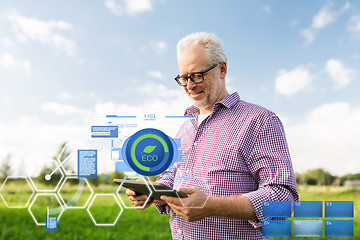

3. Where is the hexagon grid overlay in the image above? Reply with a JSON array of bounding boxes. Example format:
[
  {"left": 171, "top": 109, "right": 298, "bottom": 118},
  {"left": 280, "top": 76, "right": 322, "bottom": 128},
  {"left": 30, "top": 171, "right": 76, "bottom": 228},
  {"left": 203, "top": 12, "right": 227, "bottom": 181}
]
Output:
[
  {"left": 58, "top": 177, "right": 94, "bottom": 209},
  {"left": 0, "top": 176, "right": 34, "bottom": 208},
  {"left": 28, "top": 193, "right": 65, "bottom": 226},
  {"left": 87, "top": 194, "right": 123, "bottom": 226},
  {"left": 29, "top": 160, "right": 65, "bottom": 192}
]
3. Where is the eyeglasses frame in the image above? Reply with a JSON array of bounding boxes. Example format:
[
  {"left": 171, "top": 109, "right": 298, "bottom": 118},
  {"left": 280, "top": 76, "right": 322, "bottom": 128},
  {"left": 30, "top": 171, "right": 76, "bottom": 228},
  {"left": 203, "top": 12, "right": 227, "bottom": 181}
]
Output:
[{"left": 174, "top": 62, "right": 220, "bottom": 86}]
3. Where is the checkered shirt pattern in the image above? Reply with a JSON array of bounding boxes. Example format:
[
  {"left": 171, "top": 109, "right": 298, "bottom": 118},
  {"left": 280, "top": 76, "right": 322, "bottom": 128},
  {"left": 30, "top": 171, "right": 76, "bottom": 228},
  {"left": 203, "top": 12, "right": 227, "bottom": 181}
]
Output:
[{"left": 156, "top": 92, "right": 299, "bottom": 240}]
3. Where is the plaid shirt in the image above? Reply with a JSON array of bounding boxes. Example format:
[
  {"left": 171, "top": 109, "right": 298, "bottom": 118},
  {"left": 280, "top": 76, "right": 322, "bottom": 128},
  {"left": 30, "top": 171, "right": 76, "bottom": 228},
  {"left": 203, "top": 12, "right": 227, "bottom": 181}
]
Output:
[{"left": 156, "top": 92, "right": 299, "bottom": 240}]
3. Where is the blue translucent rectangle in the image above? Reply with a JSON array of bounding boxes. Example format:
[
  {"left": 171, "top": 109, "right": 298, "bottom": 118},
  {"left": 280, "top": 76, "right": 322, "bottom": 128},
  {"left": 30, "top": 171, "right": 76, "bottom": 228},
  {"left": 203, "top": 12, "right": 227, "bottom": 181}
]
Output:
[
  {"left": 262, "top": 220, "right": 291, "bottom": 237},
  {"left": 173, "top": 138, "right": 182, "bottom": 149},
  {"left": 106, "top": 115, "right": 136, "bottom": 118},
  {"left": 176, "top": 150, "right": 185, "bottom": 162},
  {"left": 325, "top": 220, "right": 354, "bottom": 237},
  {"left": 165, "top": 115, "right": 196, "bottom": 118},
  {"left": 45, "top": 217, "right": 57, "bottom": 232},
  {"left": 263, "top": 201, "right": 292, "bottom": 218},
  {"left": 78, "top": 150, "right": 97, "bottom": 178},
  {"left": 294, "top": 220, "right": 322, "bottom": 237},
  {"left": 294, "top": 201, "right": 322, "bottom": 218},
  {"left": 115, "top": 161, "right": 133, "bottom": 172},
  {"left": 91, "top": 126, "right": 118, "bottom": 138},
  {"left": 325, "top": 201, "right": 353, "bottom": 218}
]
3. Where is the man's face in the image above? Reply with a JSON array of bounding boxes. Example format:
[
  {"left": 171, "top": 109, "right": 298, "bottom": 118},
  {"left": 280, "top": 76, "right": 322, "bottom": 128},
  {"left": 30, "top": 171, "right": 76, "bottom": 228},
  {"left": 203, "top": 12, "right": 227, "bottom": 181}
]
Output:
[{"left": 178, "top": 45, "right": 226, "bottom": 111}]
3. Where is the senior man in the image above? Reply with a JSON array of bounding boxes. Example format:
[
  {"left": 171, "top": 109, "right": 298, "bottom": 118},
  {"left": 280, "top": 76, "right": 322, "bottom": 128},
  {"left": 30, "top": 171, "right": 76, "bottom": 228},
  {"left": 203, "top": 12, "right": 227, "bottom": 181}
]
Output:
[{"left": 127, "top": 32, "right": 299, "bottom": 239}]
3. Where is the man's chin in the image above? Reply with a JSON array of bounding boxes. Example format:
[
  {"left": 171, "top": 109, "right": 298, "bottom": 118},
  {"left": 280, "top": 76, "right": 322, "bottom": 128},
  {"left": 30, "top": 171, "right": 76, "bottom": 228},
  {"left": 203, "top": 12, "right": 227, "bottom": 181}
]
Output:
[{"left": 192, "top": 100, "right": 210, "bottom": 110}]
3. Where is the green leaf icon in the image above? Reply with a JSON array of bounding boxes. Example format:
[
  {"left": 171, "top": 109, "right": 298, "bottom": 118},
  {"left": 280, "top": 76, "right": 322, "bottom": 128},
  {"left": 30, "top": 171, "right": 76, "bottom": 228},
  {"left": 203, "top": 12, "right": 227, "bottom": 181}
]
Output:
[{"left": 142, "top": 145, "right": 157, "bottom": 154}]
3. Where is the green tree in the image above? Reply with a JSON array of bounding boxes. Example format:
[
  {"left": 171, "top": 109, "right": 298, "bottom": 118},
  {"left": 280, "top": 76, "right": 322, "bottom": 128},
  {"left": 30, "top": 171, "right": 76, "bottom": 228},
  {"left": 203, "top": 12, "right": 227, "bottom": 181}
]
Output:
[
  {"left": 0, "top": 154, "right": 12, "bottom": 181},
  {"left": 36, "top": 142, "right": 70, "bottom": 185},
  {"left": 54, "top": 142, "right": 75, "bottom": 174},
  {"left": 303, "top": 168, "right": 336, "bottom": 186}
]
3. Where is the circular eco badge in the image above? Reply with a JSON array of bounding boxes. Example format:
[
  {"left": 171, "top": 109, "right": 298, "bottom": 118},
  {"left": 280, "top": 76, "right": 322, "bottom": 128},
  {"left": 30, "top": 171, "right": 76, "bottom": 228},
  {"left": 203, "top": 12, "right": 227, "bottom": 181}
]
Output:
[{"left": 122, "top": 128, "right": 177, "bottom": 176}]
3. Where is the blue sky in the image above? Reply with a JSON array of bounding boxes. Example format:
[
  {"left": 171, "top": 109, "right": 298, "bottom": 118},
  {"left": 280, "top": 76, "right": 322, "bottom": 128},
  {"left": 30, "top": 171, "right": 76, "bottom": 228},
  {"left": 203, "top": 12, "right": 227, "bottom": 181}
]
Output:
[{"left": 0, "top": 0, "right": 359, "bottom": 176}]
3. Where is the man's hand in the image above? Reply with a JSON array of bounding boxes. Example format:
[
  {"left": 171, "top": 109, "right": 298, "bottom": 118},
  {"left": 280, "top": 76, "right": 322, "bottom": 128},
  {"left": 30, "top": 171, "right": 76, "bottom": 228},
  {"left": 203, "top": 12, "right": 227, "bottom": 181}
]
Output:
[
  {"left": 126, "top": 189, "right": 166, "bottom": 209},
  {"left": 160, "top": 186, "right": 212, "bottom": 222}
]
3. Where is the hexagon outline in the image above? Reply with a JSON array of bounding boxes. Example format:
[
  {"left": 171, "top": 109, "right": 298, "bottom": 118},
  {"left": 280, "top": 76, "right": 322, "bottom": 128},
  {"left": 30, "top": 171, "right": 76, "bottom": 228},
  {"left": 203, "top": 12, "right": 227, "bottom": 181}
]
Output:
[
  {"left": 116, "top": 176, "right": 152, "bottom": 209},
  {"left": 86, "top": 193, "right": 123, "bottom": 226},
  {"left": 29, "top": 160, "right": 65, "bottom": 192},
  {"left": 176, "top": 190, "right": 210, "bottom": 209},
  {"left": 0, "top": 176, "right": 34, "bottom": 208},
  {"left": 28, "top": 193, "right": 65, "bottom": 226},
  {"left": 57, "top": 177, "right": 94, "bottom": 209}
]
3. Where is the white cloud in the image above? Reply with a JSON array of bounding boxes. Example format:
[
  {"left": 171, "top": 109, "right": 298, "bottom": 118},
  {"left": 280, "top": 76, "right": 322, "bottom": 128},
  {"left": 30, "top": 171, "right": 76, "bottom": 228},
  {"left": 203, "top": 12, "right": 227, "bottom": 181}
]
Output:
[
  {"left": 299, "top": 29, "right": 316, "bottom": 44},
  {"left": 7, "top": 11, "right": 77, "bottom": 56},
  {"left": 262, "top": 5, "right": 271, "bottom": 14},
  {"left": 105, "top": 0, "right": 152, "bottom": 17},
  {"left": 300, "top": 2, "right": 350, "bottom": 44},
  {"left": 311, "top": 5, "right": 336, "bottom": 29},
  {"left": 348, "top": 15, "right": 360, "bottom": 38},
  {"left": 105, "top": 0, "right": 123, "bottom": 15},
  {"left": 339, "top": 2, "right": 351, "bottom": 13},
  {"left": 0, "top": 53, "right": 31, "bottom": 76},
  {"left": 138, "top": 82, "right": 186, "bottom": 100},
  {"left": 275, "top": 65, "right": 313, "bottom": 96},
  {"left": 42, "top": 102, "right": 85, "bottom": 115},
  {"left": 325, "top": 59, "right": 356, "bottom": 89},
  {"left": 287, "top": 102, "right": 360, "bottom": 175},
  {"left": 1, "top": 82, "right": 191, "bottom": 175},
  {"left": 148, "top": 70, "right": 164, "bottom": 79},
  {"left": 123, "top": 0, "right": 152, "bottom": 16},
  {"left": 0, "top": 37, "right": 15, "bottom": 47},
  {"left": 57, "top": 91, "right": 73, "bottom": 101},
  {"left": 154, "top": 40, "right": 167, "bottom": 54},
  {"left": 0, "top": 115, "right": 88, "bottom": 176}
]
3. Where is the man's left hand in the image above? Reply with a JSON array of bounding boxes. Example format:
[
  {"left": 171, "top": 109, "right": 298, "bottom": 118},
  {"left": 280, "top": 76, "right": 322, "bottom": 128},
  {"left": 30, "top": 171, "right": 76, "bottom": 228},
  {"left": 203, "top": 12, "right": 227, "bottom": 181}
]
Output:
[{"left": 160, "top": 187, "right": 212, "bottom": 222}]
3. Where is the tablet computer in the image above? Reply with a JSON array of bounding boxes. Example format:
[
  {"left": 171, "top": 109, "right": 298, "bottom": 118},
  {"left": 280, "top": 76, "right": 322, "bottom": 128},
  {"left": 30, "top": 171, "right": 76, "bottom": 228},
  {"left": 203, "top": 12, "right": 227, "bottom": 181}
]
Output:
[{"left": 113, "top": 179, "right": 188, "bottom": 200}]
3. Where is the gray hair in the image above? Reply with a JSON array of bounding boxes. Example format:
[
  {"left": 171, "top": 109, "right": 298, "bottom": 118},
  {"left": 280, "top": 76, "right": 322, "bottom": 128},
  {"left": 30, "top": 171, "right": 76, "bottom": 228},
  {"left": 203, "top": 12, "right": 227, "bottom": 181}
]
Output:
[{"left": 177, "top": 32, "right": 227, "bottom": 65}]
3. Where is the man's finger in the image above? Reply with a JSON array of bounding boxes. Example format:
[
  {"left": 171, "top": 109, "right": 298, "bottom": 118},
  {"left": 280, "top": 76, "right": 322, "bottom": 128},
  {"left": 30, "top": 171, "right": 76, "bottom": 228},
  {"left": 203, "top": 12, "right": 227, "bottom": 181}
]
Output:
[
  {"left": 133, "top": 195, "right": 148, "bottom": 201},
  {"left": 179, "top": 186, "right": 197, "bottom": 195},
  {"left": 126, "top": 189, "right": 136, "bottom": 196},
  {"left": 167, "top": 202, "right": 184, "bottom": 214},
  {"left": 160, "top": 195, "right": 182, "bottom": 206}
]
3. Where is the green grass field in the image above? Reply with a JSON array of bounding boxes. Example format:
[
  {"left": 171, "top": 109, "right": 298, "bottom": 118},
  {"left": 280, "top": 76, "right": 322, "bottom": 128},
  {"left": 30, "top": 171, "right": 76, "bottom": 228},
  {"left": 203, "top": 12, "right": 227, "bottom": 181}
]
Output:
[{"left": 0, "top": 183, "right": 359, "bottom": 239}]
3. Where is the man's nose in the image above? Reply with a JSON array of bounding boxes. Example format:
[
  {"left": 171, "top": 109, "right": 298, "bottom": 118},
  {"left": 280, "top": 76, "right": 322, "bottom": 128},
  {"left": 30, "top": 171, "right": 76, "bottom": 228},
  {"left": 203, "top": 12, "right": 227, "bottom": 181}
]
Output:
[{"left": 186, "top": 78, "right": 196, "bottom": 90}]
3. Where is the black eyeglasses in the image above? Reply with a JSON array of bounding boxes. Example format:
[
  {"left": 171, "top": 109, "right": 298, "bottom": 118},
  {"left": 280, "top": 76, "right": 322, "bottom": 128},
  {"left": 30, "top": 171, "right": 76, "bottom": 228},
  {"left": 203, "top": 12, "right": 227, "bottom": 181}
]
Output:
[{"left": 175, "top": 63, "right": 220, "bottom": 86}]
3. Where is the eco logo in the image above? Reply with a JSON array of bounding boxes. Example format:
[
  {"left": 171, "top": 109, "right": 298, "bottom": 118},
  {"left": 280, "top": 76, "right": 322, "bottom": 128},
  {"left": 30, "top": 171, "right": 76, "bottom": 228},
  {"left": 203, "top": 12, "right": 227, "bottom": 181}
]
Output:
[
  {"left": 141, "top": 145, "right": 158, "bottom": 161},
  {"left": 122, "top": 128, "right": 177, "bottom": 176}
]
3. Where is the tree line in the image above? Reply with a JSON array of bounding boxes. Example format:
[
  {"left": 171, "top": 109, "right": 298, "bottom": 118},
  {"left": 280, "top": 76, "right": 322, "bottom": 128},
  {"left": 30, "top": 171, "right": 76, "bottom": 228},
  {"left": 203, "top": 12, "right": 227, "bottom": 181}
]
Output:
[{"left": 1, "top": 143, "right": 359, "bottom": 186}]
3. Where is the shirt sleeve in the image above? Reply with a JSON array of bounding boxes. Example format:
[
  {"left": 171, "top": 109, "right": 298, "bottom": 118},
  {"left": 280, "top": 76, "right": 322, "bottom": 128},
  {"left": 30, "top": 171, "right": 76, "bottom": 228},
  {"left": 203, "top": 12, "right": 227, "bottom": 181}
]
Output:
[{"left": 242, "top": 112, "right": 299, "bottom": 229}]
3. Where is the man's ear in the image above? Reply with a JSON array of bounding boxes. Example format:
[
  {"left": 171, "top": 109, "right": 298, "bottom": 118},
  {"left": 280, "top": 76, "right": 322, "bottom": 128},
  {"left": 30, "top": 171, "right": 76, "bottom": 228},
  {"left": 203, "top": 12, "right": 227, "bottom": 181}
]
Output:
[{"left": 220, "top": 61, "right": 227, "bottom": 79}]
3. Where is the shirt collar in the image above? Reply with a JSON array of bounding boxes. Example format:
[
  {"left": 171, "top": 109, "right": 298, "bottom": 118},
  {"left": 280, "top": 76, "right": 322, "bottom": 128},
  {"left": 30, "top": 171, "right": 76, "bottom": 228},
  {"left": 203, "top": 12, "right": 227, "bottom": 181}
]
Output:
[{"left": 184, "top": 91, "right": 240, "bottom": 116}]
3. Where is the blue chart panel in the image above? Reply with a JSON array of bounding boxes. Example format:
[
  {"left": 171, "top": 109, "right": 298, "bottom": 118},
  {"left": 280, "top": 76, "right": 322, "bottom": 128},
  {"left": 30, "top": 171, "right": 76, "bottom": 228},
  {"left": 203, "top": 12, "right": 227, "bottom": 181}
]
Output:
[
  {"left": 325, "top": 220, "right": 354, "bottom": 237},
  {"left": 325, "top": 201, "right": 354, "bottom": 218},
  {"left": 78, "top": 150, "right": 97, "bottom": 178},
  {"left": 294, "top": 201, "right": 322, "bottom": 218},
  {"left": 294, "top": 220, "right": 322, "bottom": 237},
  {"left": 262, "top": 220, "right": 291, "bottom": 237},
  {"left": 263, "top": 201, "right": 292, "bottom": 218},
  {"left": 45, "top": 217, "right": 57, "bottom": 232},
  {"left": 91, "top": 126, "right": 118, "bottom": 138}
]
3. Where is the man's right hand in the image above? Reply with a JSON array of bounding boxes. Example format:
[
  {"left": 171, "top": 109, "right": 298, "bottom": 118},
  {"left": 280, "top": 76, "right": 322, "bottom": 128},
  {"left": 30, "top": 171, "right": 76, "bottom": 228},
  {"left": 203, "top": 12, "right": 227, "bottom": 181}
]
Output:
[{"left": 126, "top": 189, "right": 166, "bottom": 209}]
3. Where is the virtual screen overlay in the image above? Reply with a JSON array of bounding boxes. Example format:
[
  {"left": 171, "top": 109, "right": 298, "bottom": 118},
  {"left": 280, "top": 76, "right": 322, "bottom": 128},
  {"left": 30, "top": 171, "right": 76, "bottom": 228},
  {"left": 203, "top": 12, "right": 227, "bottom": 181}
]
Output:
[{"left": 0, "top": 112, "right": 357, "bottom": 237}]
